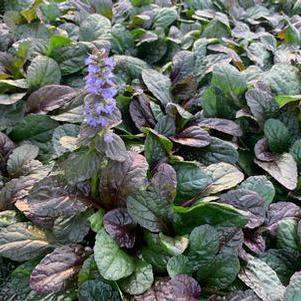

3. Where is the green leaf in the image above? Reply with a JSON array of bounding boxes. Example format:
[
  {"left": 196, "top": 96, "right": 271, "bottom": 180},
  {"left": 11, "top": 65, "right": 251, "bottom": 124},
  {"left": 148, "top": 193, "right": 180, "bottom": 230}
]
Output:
[
  {"left": 264, "top": 118, "right": 289, "bottom": 153},
  {"left": 240, "top": 176, "right": 275, "bottom": 207},
  {"left": 127, "top": 188, "right": 172, "bottom": 232},
  {"left": 290, "top": 139, "right": 301, "bottom": 169},
  {"left": 255, "top": 153, "right": 298, "bottom": 191},
  {"left": 142, "top": 69, "right": 173, "bottom": 107},
  {"left": 63, "top": 150, "right": 101, "bottom": 185},
  {"left": 0, "top": 92, "right": 26, "bottom": 105},
  {"left": 47, "top": 35, "right": 71, "bottom": 56},
  {"left": 211, "top": 63, "right": 247, "bottom": 104},
  {"left": 189, "top": 137, "right": 239, "bottom": 165},
  {"left": 88, "top": 210, "right": 105, "bottom": 233},
  {"left": 26, "top": 55, "right": 61, "bottom": 91},
  {"left": 0, "top": 211, "right": 20, "bottom": 228},
  {"left": 0, "top": 222, "right": 52, "bottom": 261},
  {"left": 275, "top": 95, "right": 301, "bottom": 108},
  {"left": 78, "top": 255, "right": 99, "bottom": 285},
  {"left": 94, "top": 228, "right": 135, "bottom": 281},
  {"left": 277, "top": 219, "right": 300, "bottom": 253},
  {"left": 284, "top": 272, "right": 301, "bottom": 301},
  {"left": 52, "top": 124, "right": 80, "bottom": 158},
  {"left": 203, "top": 162, "right": 244, "bottom": 195},
  {"left": 79, "top": 14, "right": 111, "bottom": 42},
  {"left": 186, "top": 225, "right": 219, "bottom": 270},
  {"left": 92, "top": 0, "right": 113, "bottom": 19},
  {"left": 7, "top": 144, "right": 39, "bottom": 176},
  {"left": 78, "top": 279, "right": 121, "bottom": 301},
  {"left": 263, "top": 64, "right": 301, "bottom": 95},
  {"left": 173, "top": 161, "right": 212, "bottom": 202},
  {"left": 144, "top": 129, "right": 173, "bottom": 168},
  {"left": 173, "top": 201, "right": 248, "bottom": 235},
  {"left": 167, "top": 255, "right": 193, "bottom": 277},
  {"left": 239, "top": 257, "right": 285, "bottom": 301},
  {"left": 197, "top": 252, "right": 240, "bottom": 290},
  {"left": 153, "top": 7, "right": 177, "bottom": 29},
  {"left": 10, "top": 114, "right": 59, "bottom": 144},
  {"left": 118, "top": 259, "right": 153, "bottom": 295},
  {"left": 159, "top": 233, "right": 189, "bottom": 256}
]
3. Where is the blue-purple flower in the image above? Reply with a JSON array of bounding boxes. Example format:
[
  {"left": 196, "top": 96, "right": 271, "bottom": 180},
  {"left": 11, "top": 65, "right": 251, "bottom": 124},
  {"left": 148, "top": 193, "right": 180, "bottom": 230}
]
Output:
[{"left": 83, "top": 49, "right": 118, "bottom": 132}]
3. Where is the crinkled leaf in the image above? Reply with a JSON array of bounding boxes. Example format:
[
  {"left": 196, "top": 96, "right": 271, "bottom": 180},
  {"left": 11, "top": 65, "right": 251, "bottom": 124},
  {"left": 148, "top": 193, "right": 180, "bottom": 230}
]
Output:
[
  {"left": 255, "top": 153, "right": 298, "bottom": 190},
  {"left": 15, "top": 176, "right": 88, "bottom": 228},
  {"left": 100, "top": 151, "right": 148, "bottom": 208},
  {"left": 30, "top": 245, "right": 90, "bottom": 293},
  {"left": 220, "top": 189, "right": 265, "bottom": 229},
  {"left": 127, "top": 188, "right": 172, "bottom": 232},
  {"left": 26, "top": 56, "right": 61, "bottom": 91},
  {"left": 151, "top": 163, "right": 177, "bottom": 200},
  {"left": 0, "top": 222, "right": 52, "bottom": 261},
  {"left": 167, "top": 255, "right": 193, "bottom": 277},
  {"left": 186, "top": 225, "right": 219, "bottom": 270},
  {"left": 284, "top": 271, "right": 301, "bottom": 301},
  {"left": 94, "top": 228, "right": 135, "bottom": 281},
  {"left": 203, "top": 162, "right": 244, "bottom": 195},
  {"left": 173, "top": 161, "right": 212, "bottom": 202},
  {"left": 142, "top": 69, "right": 173, "bottom": 107},
  {"left": 103, "top": 208, "right": 137, "bottom": 248},
  {"left": 170, "top": 275, "right": 201, "bottom": 301},
  {"left": 240, "top": 176, "right": 275, "bottom": 207},
  {"left": 239, "top": 257, "right": 285, "bottom": 301},
  {"left": 118, "top": 259, "right": 153, "bottom": 295},
  {"left": 7, "top": 144, "right": 39, "bottom": 176},
  {"left": 197, "top": 252, "right": 240, "bottom": 290},
  {"left": 277, "top": 219, "right": 300, "bottom": 253}
]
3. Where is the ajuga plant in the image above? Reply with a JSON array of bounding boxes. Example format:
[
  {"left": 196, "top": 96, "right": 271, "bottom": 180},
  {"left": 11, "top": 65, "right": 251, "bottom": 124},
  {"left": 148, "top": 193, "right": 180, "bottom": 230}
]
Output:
[{"left": 1, "top": 0, "right": 301, "bottom": 300}]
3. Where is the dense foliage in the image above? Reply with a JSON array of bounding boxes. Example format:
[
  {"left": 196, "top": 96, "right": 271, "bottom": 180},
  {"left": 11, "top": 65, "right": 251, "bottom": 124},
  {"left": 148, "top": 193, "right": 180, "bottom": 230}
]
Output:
[{"left": 1, "top": 0, "right": 301, "bottom": 300}]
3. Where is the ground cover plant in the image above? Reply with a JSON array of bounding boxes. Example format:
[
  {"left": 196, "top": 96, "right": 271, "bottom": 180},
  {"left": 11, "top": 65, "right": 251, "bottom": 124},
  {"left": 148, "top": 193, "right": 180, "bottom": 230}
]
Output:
[{"left": 1, "top": 0, "right": 301, "bottom": 300}]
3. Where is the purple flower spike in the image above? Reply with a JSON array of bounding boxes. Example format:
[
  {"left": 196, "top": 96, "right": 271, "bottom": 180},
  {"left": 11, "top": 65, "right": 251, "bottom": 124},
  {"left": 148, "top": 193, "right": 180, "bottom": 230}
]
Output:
[{"left": 83, "top": 49, "right": 118, "bottom": 130}]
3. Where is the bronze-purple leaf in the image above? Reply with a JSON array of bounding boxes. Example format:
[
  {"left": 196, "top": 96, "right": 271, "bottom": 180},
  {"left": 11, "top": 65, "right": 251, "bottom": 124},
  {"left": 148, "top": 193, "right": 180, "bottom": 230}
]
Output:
[
  {"left": 171, "top": 126, "right": 211, "bottom": 148},
  {"left": 103, "top": 208, "right": 137, "bottom": 248},
  {"left": 99, "top": 151, "right": 148, "bottom": 209},
  {"left": 0, "top": 132, "right": 15, "bottom": 159},
  {"left": 197, "top": 118, "right": 243, "bottom": 137},
  {"left": 15, "top": 176, "right": 89, "bottom": 228},
  {"left": 129, "top": 93, "right": 156, "bottom": 130},
  {"left": 30, "top": 244, "right": 91, "bottom": 293},
  {"left": 26, "top": 85, "right": 76, "bottom": 114},
  {"left": 244, "top": 230, "right": 266, "bottom": 254},
  {"left": 170, "top": 275, "right": 201, "bottom": 301},
  {"left": 265, "top": 202, "right": 301, "bottom": 235},
  {"left": 254, "top": 138, "right": 275, "bottom": 162},
  {"left": 220, "top": 189, "right": 265, "bottom": 229},
  {"left": 151, "top": 163, "right": 177, "bottom": 200}
]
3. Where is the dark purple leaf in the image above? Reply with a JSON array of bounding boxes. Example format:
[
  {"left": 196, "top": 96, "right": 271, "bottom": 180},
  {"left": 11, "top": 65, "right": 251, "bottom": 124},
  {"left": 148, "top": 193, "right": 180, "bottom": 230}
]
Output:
[
  {"left": 218, "top": 227, "right": 244, "bottom": 255},
  {"left": 151, "top": 163, "right": 177, "bottom": 200},
  {"left": 30, "top": 244, "right": 91, "bottom": 293},
  {"left": 197, "top": 118, "right": 243, "bottom": 137},
  {"left": 220, "top": 189, "right": 265, "bottom": 229},
  {"left": 265, "top": 202, "right": 301, "bottom": 235},
  {"left": 171, "top": 126, "right": 211, "bottom": 148},
  {"left": 0, "top": 132, "right": 15, "bottom": 159},
  {"left": 129, "top": 93, "right": 156, "bottom": 130},
  {"left": 254, "top": 138, "right": 276, "bottom": 162},
  {"left": 244, "top": 230, "right": 266, "bottom": 254},
  {"left": 15, "top": 176, "right": 89, "bottom": 228},
  {"left": 103, "top": 208, "right": 137, "bottom": 248},
  {"left": 99, "top": 151, "right": 148, "bottom": 208},
  {"left": 26, "top": 85, "right": 76, "bottom": 114},
  {"left": 170, "top": 275, "right": 201, "bottom": 301},
  {"left": 170, "top": 51, "right": 195, "bottom": 84},
  {"left": 255, "top": 153, "right": 298, "bottom": 190}
]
